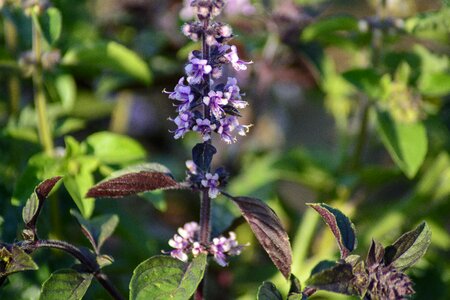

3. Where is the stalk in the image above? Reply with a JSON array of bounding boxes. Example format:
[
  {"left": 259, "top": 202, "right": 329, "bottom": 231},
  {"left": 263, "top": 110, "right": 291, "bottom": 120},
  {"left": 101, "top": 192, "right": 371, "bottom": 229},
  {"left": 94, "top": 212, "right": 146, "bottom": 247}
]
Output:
[
  {"left": 31, "top": 12, "right": 54, "bottom": 155},
  {"left": 3, "top": 14, "right": 20, "bottom": 116}
]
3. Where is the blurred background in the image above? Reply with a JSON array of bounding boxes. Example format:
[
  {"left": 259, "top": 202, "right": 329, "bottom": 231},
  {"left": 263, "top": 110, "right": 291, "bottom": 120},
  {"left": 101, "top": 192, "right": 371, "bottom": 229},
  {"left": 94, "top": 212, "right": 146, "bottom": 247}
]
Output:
[{"left": 0, "top": 0, "right": 449, "bottom": 299}]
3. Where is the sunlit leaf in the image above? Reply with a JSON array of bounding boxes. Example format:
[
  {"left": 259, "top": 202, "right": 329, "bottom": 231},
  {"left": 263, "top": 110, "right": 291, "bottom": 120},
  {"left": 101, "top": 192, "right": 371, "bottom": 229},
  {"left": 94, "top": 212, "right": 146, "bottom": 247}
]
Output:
[
  {"left": 39, "top": 269, "right": 93, "bottom": 300},
  {"left": 62, "top": 41, "right": 152, "bottom": 84},
  {"left": 39, "top": 7, "right": 62, "bottom": 45},
  {"left": 129, "top": 254, "right": 207, "bottom": 300},
  {"left": 86, "top": 132, "right": 146, "bottom": 165},
  {"left": 376, "top": 111, "right": 428, "bottom": 178},
  {"left": 384, "top": 222, "right": 431, "bottom": 270}
]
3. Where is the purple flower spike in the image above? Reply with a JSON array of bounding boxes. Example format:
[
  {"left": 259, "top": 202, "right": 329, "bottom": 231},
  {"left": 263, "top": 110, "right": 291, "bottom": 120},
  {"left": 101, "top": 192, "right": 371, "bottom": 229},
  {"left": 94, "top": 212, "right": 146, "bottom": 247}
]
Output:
[
  {"left": 201, "top": 172, "right": 220, "bottom": 198},
  {"left": 224, "top": 45, "right": 252, "bottom": 71},
  {"left": 193, "top": 118, "right": 216, "bottom": 141},
  {"left": 203, "top": 90, "right": 228, "bottom": 118},
  {"left": 185, "top": 57, "right": 212, "bottom": 84},
  {"left": 167, "top": 77, "right": 195, "bottom": 112}
]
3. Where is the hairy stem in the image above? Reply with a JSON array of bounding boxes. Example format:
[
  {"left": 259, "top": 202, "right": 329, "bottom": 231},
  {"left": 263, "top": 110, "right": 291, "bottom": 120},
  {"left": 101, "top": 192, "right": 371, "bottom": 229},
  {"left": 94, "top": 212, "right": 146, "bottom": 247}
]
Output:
[
  {"left": 199, "top": 189, "right": 212, "bottom": 245},
  {"left": 31, "top": 13, "right": 54, "bottom": 155},
  {"left": 34, "top": 240, "right": 125, "bottom": 300}
]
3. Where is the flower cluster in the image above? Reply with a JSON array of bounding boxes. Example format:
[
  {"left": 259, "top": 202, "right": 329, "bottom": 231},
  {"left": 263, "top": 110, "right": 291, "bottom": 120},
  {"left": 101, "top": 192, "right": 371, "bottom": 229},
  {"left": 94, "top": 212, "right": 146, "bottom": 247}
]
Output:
[
  {"left": 165, "top": 0, "right": 252, "bottom": 145},
  {"left": 167, "top": 222, "right": 247, "bottom": 266},
  {"left": 186, "top": 160, "right": 228, "bottom": 198}
]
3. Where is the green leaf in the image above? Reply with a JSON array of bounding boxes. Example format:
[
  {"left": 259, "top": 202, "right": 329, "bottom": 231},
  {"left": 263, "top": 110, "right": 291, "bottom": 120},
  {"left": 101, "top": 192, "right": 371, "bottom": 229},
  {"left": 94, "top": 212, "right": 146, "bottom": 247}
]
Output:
[
  {"left": 70, "top": 210, "right": 119, "bottom": 253},
  {"left": 12, "top": 153, "right": 62, "bottom": 206},
  {"left": 419, "top": 72, "right": 450, "bottom": 97},
  {"left": 55, "top": 74, "right": 77, "bottom": 111},
  {"left": 257, "top": 281, "right": 282, "bottom": 300},
  {"left": 306, "top": 263, "right": 358, "bottom": 296},
  {"left": 39, "top": 269, "right": 93, "bottom": 300},
  {"left": 384, "top": 222, "right": 432, "bottom": 270},
  {"left": 0, "top": 246, "right": 38, "bottom": 277},
  {"left": 307, "top": 203, "right": 357, "bottom": 258},
  {"left": 342, "top": 68, "right": 381, "bottom": 99},
  {"left": 62, "top": 41, "right": 152, "bottom": 84},
  {"left": 302, "top": 15, "right": 359, "bottom": 45},
  {"left": 64, "top": 170, "right": 95, "bottom": 219},
  {"left": 376, "top": 111, "right": 428, "bottom": 178},
  {"left": 129, "top": 254, "right": 207, "bottom": 300},
  {"left": 86, "top": 132, "right": 146, "bottom": 165},
  {"left": 38, "top": 7, "right": 62, "bottom": 45}
]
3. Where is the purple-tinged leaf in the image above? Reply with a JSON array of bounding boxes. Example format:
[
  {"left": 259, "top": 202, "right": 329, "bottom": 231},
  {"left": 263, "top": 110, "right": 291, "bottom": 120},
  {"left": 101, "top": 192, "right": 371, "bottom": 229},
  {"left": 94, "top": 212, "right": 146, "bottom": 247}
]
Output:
[
  {"left": 366, "top": 240, "right": 385, "bottom": 267},
  {"left": 306, "top": 263, "right": 359, "bottom": 296},
  {"left": 86, "top": 163, "right": 181, "bottom": 198},
  {"left": 192, "top": 143, "right": 217, "bottom": 172},
  {"left": 307, "top": 203, "right": 357, "bottom": 258},
  {"left": 228, "top": 196, "right": 292, "bottom": 279},
  {"left": 310, "top": 260, "right": 337, "bottom": 276},
  {"left": 257, "top": 282, "right": 282, "bottom": 300},
  {"left": 384, "top": 222, "right": 431, "bottom": 270},
  {"left": 70, "top": 210, "right": 119, "bottom": 254},
  {"left": 22, "top": 177, "right": 62, "bottom": 231}
]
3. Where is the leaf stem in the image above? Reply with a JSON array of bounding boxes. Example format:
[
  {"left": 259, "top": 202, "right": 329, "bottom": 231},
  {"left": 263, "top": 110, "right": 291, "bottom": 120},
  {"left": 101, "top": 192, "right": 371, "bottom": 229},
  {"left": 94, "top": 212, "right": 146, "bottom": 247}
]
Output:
[
  {"left": 31, "top": 12, "right": 54, "bottom": 155},
  {"left": 351, "top": 101, "right": 370, "bottom": 170}
]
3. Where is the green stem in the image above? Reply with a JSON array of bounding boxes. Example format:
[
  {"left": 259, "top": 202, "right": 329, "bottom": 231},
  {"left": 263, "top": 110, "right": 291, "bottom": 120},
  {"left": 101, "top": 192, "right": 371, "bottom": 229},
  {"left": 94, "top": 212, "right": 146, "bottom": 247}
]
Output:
[
  {"left": 291, "top": 208, "right": 320, "bottom": 281},
  {"left": 351, "top": 102, "right": 370, "bottom": 170},
  {"left": 3, "top": 15, "right": 20, "bottom": 116},
  {"left": 31, "top": 12, "right": 54, "bottom": 155}
]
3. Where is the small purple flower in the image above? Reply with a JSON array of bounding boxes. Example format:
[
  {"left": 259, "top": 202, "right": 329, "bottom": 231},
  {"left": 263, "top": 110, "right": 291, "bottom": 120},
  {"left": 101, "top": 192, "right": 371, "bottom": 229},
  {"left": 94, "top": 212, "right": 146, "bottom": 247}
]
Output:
[
  {"left": 185, "top": 57, "right": 212, "bottom": 84},
  {"left": 224, "top": 45, "right": 252, "bottom": 71},
  {"left": 171, "top": 111, "right": 194, "bottom": 139},
  {"left": 210, "top": 236, "right": 231, "bottom": 266},
  {"left": 168, "top": 234, "right": 189, "bottom": 262},
  {"left": 203, "top": 90, "right": 228, "bottom": 118},
  {"left": 192, "top": 241, "right": 205, "bottom": 256},
  {"left": 201, "top": 172, "right": 220, "bottom": 198},
  {"left": 224, "top": 77, "right": 248, "bottom": 109},
  {"left": 217, "top": 117, "right": 236, "bottom": 144},
  {"left": 193, "top": 118, "right": 216, "bottom": 141},
  {"left": 166, "top": 77, "right": 195, "bottom": 112}
]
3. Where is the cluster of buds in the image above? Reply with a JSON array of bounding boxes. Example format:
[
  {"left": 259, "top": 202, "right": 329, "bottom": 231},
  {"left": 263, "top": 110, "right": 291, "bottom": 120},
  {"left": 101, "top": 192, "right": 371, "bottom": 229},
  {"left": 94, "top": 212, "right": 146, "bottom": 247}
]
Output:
[
  {"left": 165, "top": 0, "right": 252, "bottom": 145},
  {"left": 364, "top": 262, "right": 414, "bottom": 300},
  {"left": 167, "top": 222, "right": 247, "bottom": 266}
]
